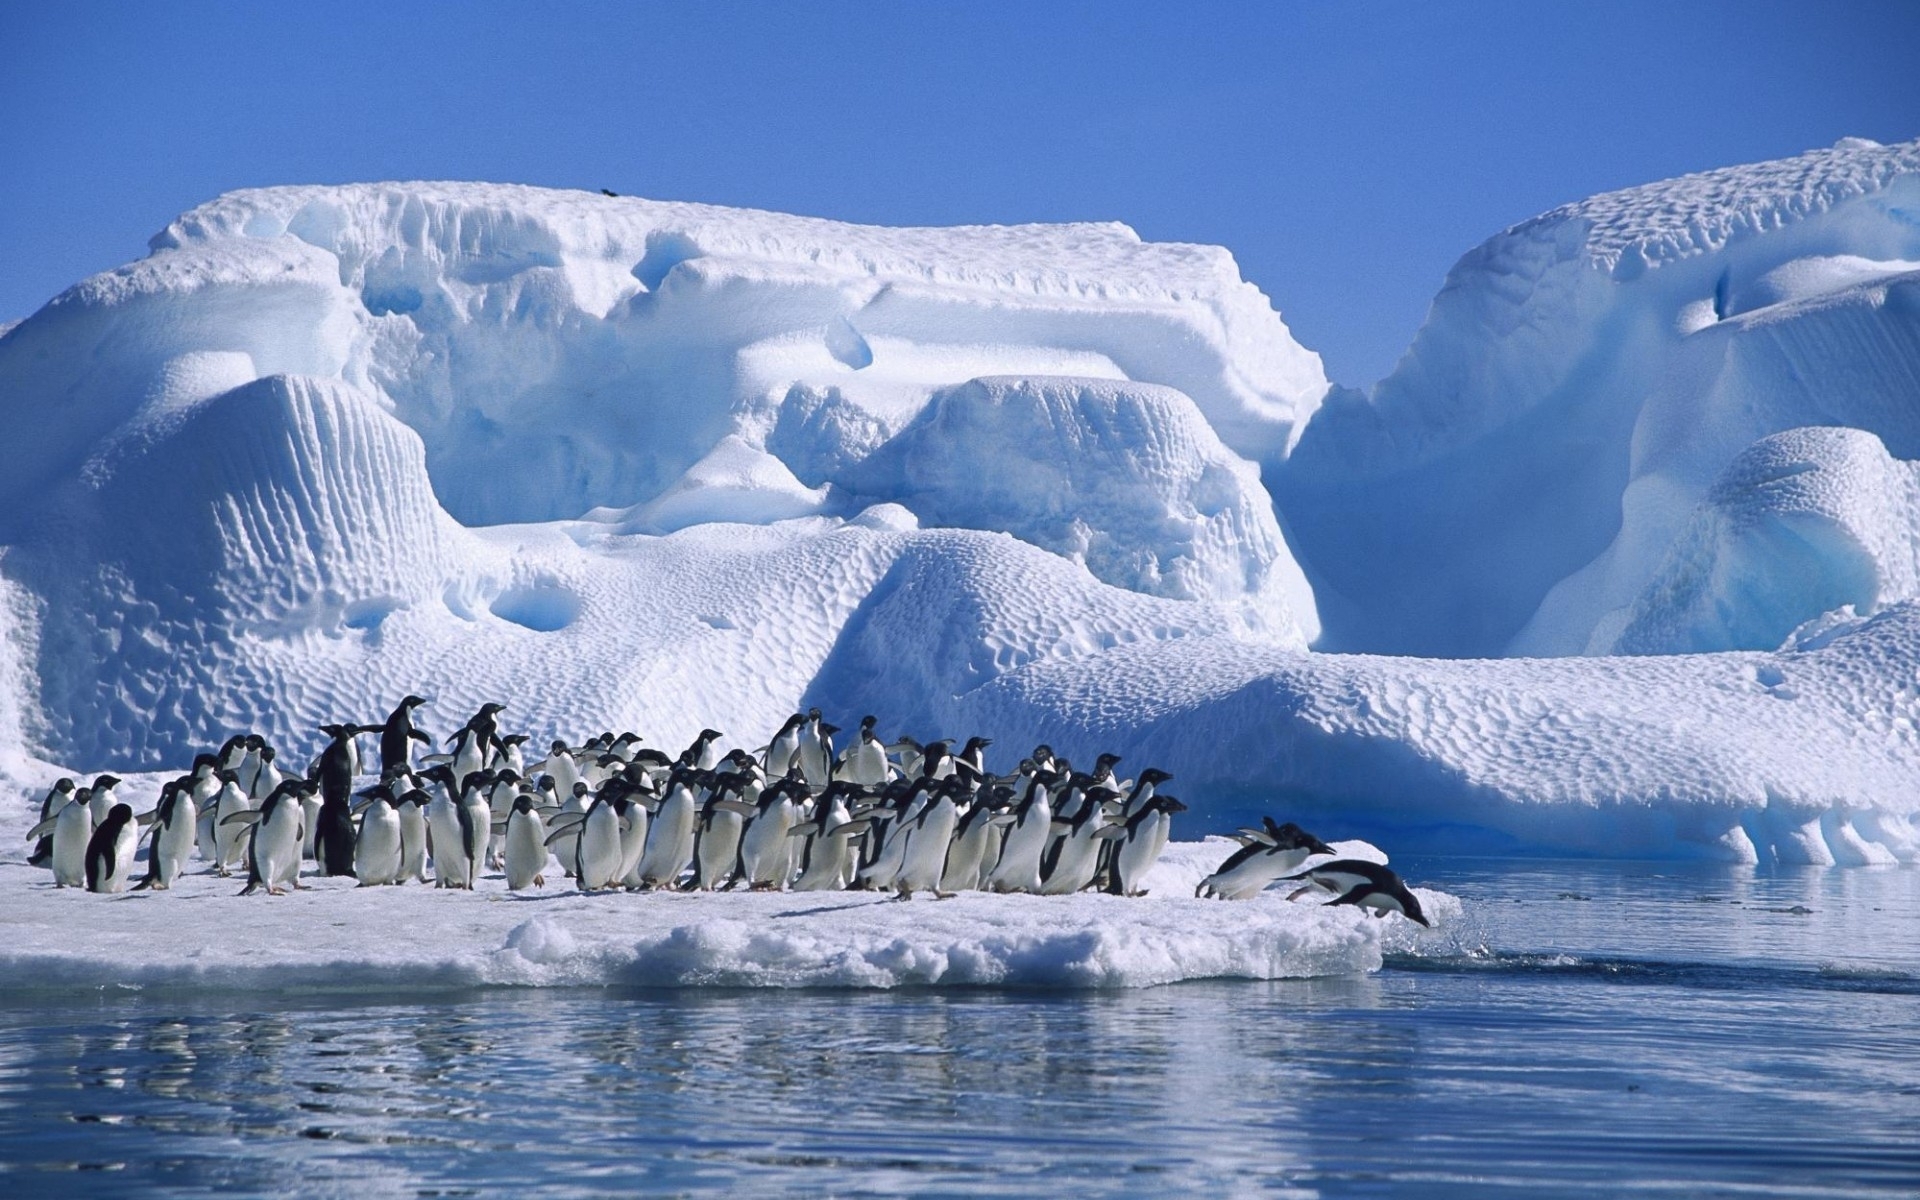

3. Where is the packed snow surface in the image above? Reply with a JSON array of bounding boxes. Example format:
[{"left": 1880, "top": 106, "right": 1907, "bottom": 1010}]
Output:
[
  {"left": 4, "top": 140, "right": 1920, "bottom": 863},
  {"left": 0, "top": 836, "right": 1454, "bottom": 993}
]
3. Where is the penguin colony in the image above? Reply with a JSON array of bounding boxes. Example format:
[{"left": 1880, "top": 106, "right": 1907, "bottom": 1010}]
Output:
[{"left": 23, "top": 698, "right": 1428, "bottom": 924}]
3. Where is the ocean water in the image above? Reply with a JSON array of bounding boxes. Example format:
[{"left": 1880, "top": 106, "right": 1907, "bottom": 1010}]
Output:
[{"left": 0, "top": 859, "right": 1915, "bottom": 1198}]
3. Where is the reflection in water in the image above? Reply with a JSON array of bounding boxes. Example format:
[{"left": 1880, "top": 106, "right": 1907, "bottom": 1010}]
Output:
[{"left": 0, "top": 861, "right": 1914, "bottom": 1197}]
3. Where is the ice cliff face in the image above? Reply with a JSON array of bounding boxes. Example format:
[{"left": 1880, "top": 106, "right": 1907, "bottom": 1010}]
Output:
[{"left": 1281, "top": 137, "right": 1920, "bottom": 658}]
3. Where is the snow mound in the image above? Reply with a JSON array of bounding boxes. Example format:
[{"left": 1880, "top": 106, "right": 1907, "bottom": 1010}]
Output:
[
  {"left": 601, "top": 434, "right": 830, "bottom": 535},
  {"left": 1606, "top": 427, "right": 1920, "bottom": 654},
  {"left": 0, "top": 839, "right": 1455, "bottom": 993},
  {"left": 1281, "top": 137, "right": 1920, "bottom": 657},
  {"left": 840, "top": 376, "right": 1317, "bottom": 638}
]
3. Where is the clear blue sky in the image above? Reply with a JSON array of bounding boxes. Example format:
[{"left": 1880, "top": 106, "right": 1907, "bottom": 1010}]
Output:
[{"left": 3, "top": 1, "right": 1916, "bottom": 385}]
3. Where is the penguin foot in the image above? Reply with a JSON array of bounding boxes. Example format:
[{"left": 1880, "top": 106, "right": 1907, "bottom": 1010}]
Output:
[
  {"left": 934, "top": 891, "right": 957, "bottom": 901},
  {"left": 534, "top": 875, "right": 545, "bottom": 888}
]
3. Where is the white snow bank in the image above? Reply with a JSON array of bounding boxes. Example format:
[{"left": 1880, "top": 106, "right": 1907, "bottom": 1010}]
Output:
[
  {"left": 1281, "top": 137, "right": 1920, "bottom": 658},
  {"left": 1604, "top": 427, "right": 1920, "bottom": 654},
  {"left": 840, "top": 376, "right": 1317, "bottom": 641},
  {"left": 830, "top": 599, "right": 1920, "bottom": 864},
  {"left": 598, "top": 434, "right": 831, "bottom": 535},
  {"left": 0, "top": 840, "right": 1455, "bottom": 993}
]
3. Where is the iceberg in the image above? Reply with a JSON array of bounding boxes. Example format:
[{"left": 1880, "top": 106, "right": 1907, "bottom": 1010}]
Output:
[{"left": 1, "top": 142, "right": 1918, "bottom": 867}]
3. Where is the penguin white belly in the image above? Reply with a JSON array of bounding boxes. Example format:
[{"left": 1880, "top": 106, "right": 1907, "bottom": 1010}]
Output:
[
  {"left": 695, "top": 810, "right": 745, "bottom": 890},
  {"left": 504, "top": 810, "right": 549, "bottom": 890},
  {"left": 428, "top": 798, "right": 468, "bottom": 889},
  {"left": 399, "top": 805, "right": 430, "bottom": 882},
  {"left": 1040, "top": 827, "right": 1103, "bottom": 895},
  {"left": 985, "top": 809, "right": 1049, "bottom": 893},
  {"left": 615, "top": 806, "right": 650, "bottom": 887},
  {"left": 300, "top": 793, "right": 323, "bottom": 859},
  {"left": 793, "top": 829, "right": 852, "bottom": 891},
  {"left": 152, "top": 801, "right": 198, "bottom": 889},
  {"left": 1115, "top": 812, "right": 1171, "bottom": 895},
  {"left": 51, "top": 802, "right": 93, "bottom": 888},
  {"left": 637, "top": 792, "right": 696, "bottom": 887},
  {"left": 250, "top": 808, "right": 305, "bottom": 895},
  {"left": 214, "top": 788, "right": 257, "bottom": 873},
  {"left": 459, "top": 798, "right": 491, "bottom": 888},
  {"left": 355, "top": 804, "right": 404, "bottom": 885},
  {"left": 897, "top": 802, "right": 959, "bottom": 895},
  {"left": 941, "top": 821, "right": 991, "bottom": 892},
  {"left": 575, "top": 805, "right": 624, "bottom": 890},
  {"left": 739, "top": 807, "right": 795, "bottom": 888},
  {"left": 1200, "top": 847, "right": 1314, "bottom": 900},
  {"left": 89, "top": 821, "right": 138, "bottom": 894}
]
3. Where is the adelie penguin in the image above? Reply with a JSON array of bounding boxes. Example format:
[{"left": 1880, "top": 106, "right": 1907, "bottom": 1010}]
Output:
[
  {"left": 231, "top": 780, "right": 313, "bottom": 896},
  {"left": 26, "top": 785, "right": 94, "bottom": 888},
  {"left": 1282, "top": 859, "right": 1431, "bottom": 927},
  {"left": 27, "top": 778, "right": 76, "bottom": 868},
  {"left": 378, "top": 695, "right": 432, "bottom": 774},
  {"left": 84, "top": 803, "right": 140, "bottom": 894},
  {"left": 1104, "top": 794, "right": 1187, "bottom": 897},
  {"left": 135, "top": 780, "right": 199, "bottom": 891},
  {"left": 502, "top": 794, "right": 549, "bottom": 890},
  {"left": 1196, "top": 819, "right": 1335, "bottom": 900},
  {"left": 353, "top": 785, "right": 405, "bottom": 886}
]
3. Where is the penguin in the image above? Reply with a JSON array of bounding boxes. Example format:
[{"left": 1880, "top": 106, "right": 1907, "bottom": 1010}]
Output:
[
  {"left": 421, "top": 765, "right": 471, "bottom": 889},
  {"left": 690, "top": 774, "right": 750, "bottom": 890},
  {"left": 353, "top": 787, "right": 404, "bottom": 886},
  {"left": 209, "top": 770, "right": 256, "bottom": 875},
  {"left": 940, "top": 784, "right": 1009, "bottom": 893},
  {"left": 761, "top": 714, "right": 805, "bottom": 778},
  {"left": 1106, "top": 795, "right": 1188, "bottom": 896},
  {"left": 886, "top": 735, "right": 926, "bottom": 780},
  {"left": 794, "top": 709, "right": 833, "bottom": 790},
  {"left": 857, "top": 778, "right": 934, "bottom": 891},
  {"left": 983, "top": 768, "right": 1059, "bottom": 890},
  {"left": 1195, "top": 819, "right": 1336, "bottom": 900},
  {"left": 894, "top": 777, "right": 965, "bottom": 899},
  {"left": 957, "top": 737, "right": 993, "bottom": 778},
  {"left": 790, "top": 782, "right": 870, "bottom": 891},
  {"left": 836, "top": 716, "right": 892, "bottom": 786},
  {"left": 550, "top": 780, "right": 591, "bottom": 877},
  {"left": 920, "top": 740, "right": 956, "bottom": 781},
  {"left": 736, "top": 778, "right": 803, "bottom": 889},
  {"left": 679, "top": 729, "right": 723, "bottom": 771},
  {"left": 393, "top": 787, "right": 432, "bottom": 883},
  {"left": 84, "top": 803, "right": 140, "bottom": 894},
  {"left": 1281, "top": 859, "right": 1431, "bottom": 927},
  {"left": 502, "top": 794, "right": 550, "bottom": 890},
  {"left": 87, "top": 774, "right": 124, "bottom": 825},
  {"left": 567, "top": 793, "right": 626, "bottom": 891},
  {"left": 135, "top": 780, "right": 198, "bottom": 891},
  {"left": 312, "top": 762, "right": 361, "bottom": 879},
  {"left": 1038, "top": 786, "right": 1125, "bottom": 895},
  {"left": 497, "top": 733, "right": 530, "bottom": 779},
  {"left": 445, "top": 703, "right": 506, "bottom": 782},
  {"left": 455, "top": 772, "right": 493, "bottom": 888},
  {"left": 484, "top": 770, "right": 522, "bottom": 868},
  {"left": 248, "top": 745, "right": 285, "bottom": 801},
  {"left": 27, "top": 778, "right": 76, "bottom": 867},
  {"left": 233, "top": 734, "right": 266, "bottom": 795},
  {"left": 378, "top": 695, "right": 432, "bottom": 774},
  {"left": 634, "top": 769, "right": 699, "bottom": 888},
  {"left": 610, "top": 785, "right": 652, "bottom": 888},
  {"left": 27, "top": 785, "right": 94, "bottom": 887},
  {"left": 233, "top": 780, "right": 311, "bottom": 896},
  {"left": 535, "top": 740, "right": 583, "bottom": 803},
  {"left": 185, "top": 755, "right": 225, "bottom": 859}
]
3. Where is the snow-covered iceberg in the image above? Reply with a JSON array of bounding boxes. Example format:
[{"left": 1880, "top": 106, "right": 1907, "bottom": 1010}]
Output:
[{"left": 2, "top": 142, "right": 1919, "bottom": 866}]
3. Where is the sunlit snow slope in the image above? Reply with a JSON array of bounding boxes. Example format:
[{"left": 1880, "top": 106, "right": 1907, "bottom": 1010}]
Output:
[
  {"left": 2, "top": 141, "right": 1919, "bottom": 863},
  {"left": 1282, "top": 137, "right": 1920, "bottom": 660}
]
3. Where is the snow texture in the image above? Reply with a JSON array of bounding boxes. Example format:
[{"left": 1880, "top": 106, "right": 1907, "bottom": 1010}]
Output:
[
  {"left": 1282, "top": 137, "right": 1920, "bottom": 658},
  {"left": 3, "top": 142, "right": 1920, "bottom": 866},
  {"left": 0, "top": 835, "right": 1455, "bottom": 993}
]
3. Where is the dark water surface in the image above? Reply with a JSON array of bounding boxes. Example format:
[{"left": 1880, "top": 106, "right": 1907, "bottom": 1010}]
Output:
[{"left": 1, "top": 859, "right": 1916, "bottom": 1198}]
